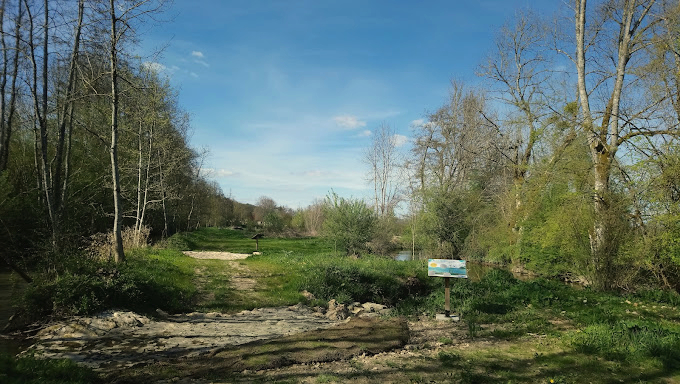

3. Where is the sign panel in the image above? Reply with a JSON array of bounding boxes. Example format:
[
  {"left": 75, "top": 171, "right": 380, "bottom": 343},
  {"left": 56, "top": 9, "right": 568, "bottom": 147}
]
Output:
[{"left": 428, "top": 259, "right": 467, "bottom": 278}]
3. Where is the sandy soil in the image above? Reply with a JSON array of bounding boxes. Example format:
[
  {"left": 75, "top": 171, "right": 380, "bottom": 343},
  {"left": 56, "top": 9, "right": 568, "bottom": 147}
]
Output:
[{"left": 181, "top": 251, "right": 251, "bottom": 260}]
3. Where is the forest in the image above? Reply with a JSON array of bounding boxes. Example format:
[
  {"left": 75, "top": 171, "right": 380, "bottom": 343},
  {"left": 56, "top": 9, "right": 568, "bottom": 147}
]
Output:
[{"left": 1, "top": 0, "right": 680, "bottom": 297}]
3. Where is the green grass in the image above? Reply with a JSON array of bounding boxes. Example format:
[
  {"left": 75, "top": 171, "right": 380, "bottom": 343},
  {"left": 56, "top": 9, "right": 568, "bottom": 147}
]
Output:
[
  {"left": 0, "top": 353, "right": 100, "bottom": 384},
  {"left": 9, "top": 227, "right": 680, "bottom": 383}
]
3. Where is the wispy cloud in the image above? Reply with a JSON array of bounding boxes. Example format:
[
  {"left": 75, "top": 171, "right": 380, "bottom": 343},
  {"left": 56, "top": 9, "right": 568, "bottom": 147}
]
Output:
[
  {"left": 393, "top": 134, "right": 409, "bottom": 147},
  {"left": 410, "top": 118, "right": 425, "bottom": 127},
  {"left": 203, "top": 168, "right": 236, "bottom": 178},
  {"left": 333, "top": 115, "right": 366, "bottom": 130},
  {"left": 357, "top": 130, "right": 372, "bottom": 137},
  {"left": 191, "top": 50, "right": 204, "bottom": 58},
  {"left": 190, "top": 72, "right": 199, "bottom": 78},
  {"left": 290, "top": 170, "right": 326, "bottom": 178},
  {"left": 194, "top": 60, "right": 210, "bottom": 68}
]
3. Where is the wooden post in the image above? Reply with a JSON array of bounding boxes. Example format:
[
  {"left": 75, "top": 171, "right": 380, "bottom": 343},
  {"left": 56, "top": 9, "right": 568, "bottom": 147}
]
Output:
[
  {"left": 444, "top": 277, "right": 451, "bottom": 317},
  {"left": 251, "top": 233, "right": 264, "bottom": 253}
]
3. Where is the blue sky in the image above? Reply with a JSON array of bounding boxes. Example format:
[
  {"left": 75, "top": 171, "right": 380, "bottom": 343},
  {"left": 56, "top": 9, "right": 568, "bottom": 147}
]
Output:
[{"left": 141, "top": 0, "right": 560, "bottom": 209}]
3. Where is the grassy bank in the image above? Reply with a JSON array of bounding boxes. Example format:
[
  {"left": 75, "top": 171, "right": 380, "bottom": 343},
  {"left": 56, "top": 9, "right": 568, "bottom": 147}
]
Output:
[{"left": 5, "top": 227, "right": 680, "bottom": 383}]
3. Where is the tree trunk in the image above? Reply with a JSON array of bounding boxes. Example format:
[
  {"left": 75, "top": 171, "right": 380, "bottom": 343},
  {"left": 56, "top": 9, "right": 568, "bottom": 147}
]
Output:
[
  {"left": 109, "top": 0, "right": 124, "bottom": 263},
  {"left": 134, "top": 121, "right": 144, "bottom": 246},
  {"left": 0, "top": 0, "right": 7, "bottom": 173},
  {"left": 158, "top": 152, "right": 168, "bottom": 238},
  {"left": 53, "top": 0, "right": 84, "bottom": 216},
  {"left": 573, "top": 0, "right": 647, "bottom": 290}
]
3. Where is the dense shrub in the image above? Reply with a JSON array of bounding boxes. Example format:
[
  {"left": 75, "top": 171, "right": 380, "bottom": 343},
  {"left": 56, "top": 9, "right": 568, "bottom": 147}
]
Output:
[
  {"left": 14, "top": 249, "right": 196, "bottom": 325},
  {"left": 322, "top": 192, "right": 376, "bottom": 256},
  {"left": 301, "top": 256, "right": 435, "bottom": 306}
]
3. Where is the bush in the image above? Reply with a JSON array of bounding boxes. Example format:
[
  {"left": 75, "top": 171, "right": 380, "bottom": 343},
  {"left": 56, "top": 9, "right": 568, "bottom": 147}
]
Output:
[
  {"left": 322, "top": 192, "right": 376, "bottom": 256},
  {"left": 87, "top": 226, "right": 151, "bottom": 261},
  {"left": 14, "top": 249, "right": 196, "bottom": 325},
  {"left": 301, "top": 256, "right": 435, "bottom": 307}
]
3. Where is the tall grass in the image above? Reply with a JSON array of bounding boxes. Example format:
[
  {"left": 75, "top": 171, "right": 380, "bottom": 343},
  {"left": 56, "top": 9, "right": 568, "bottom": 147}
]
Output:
[
  {"left": 0, "top": 353, "right": 100, "bottom": 384},
  {"left": 15, "top": 248, "right": 198, "bottom": 323}
]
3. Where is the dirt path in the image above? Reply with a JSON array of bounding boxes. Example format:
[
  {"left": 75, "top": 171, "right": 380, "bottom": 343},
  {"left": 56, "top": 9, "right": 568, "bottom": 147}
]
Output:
[
  {"left": 184, "top": 251, "right": 256, "bottom": 291},
  {"left": 181, "top": 251, "right": 251, "bottom": 261}
]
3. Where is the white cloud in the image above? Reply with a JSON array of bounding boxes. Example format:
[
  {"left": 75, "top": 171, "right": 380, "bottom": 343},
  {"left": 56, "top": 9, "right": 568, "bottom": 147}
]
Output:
[
  {"left": 203, "top": 168, "right": 235, "bottom": 178},
  {"left": 291, "top": 170, "right": 325, "bottom": 178},
  {"left": 190, "top": 72, "right": 199, "bottom": 78},
  {"left": 393, "top": 134, "right": 409, "bottom": 147},
  {"left": 357, "top": 130, "right": 372, "bottom": 137},
  {"left": 191, "top": 51, "right": 204, "bottom": 58},
  {"left": 333, "top": 115, "right": 366, "bottom": 130},
  {"left": 194, "top": 59, "right": 210, "bottom": 68},
  {"left": 410, "top": 118, "right": 425, "bottom": 127}
]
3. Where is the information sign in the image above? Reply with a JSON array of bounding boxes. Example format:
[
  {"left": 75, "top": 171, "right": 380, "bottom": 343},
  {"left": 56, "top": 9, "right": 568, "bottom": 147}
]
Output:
[{"left": 428, "top": 259, "right": 467, "bottom": 278}]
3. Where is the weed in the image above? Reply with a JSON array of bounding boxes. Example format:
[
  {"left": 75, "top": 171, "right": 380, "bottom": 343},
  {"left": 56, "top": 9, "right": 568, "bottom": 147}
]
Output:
[
  {"left": 0, "top": 353, "right": 100, "bottom": 384},
  {"left": 437, "top": 350, "right": 460, "bottom": 367},
  {"left": 316, "top": 374, "right": 340, "bottom": 383}
]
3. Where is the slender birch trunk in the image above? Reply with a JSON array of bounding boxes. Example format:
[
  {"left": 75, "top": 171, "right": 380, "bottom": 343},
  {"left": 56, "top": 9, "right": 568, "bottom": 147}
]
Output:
[{"left": 109, "top": 0, "right": 124, "bottom": 263}]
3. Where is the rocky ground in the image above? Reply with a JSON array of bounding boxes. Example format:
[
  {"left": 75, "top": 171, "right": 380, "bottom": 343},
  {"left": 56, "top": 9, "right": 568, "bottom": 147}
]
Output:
[
  {"left": 22, "top": 251, "right": 438, "bottom": 382},
  {"left": 24, "top": 305, "right": 345, "bottom": 371}
]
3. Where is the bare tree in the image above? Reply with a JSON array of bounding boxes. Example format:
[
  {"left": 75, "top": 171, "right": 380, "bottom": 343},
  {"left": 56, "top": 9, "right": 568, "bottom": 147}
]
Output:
[
  {"left": 0, "top": 0, "right": 23, "bottom": 173},
  {"left": 364, "top": 122, "right": 403, "bottom": 216},
  {"left": 411, "top": 81, "right": 497, "bottom": 194},
  {"left": 99, "top": 0, "right": 169, "bottom": 262},
  {"left": 478, "top": 10, "right": 552, "bottom": 213},
  {"left": 564, "top": 0, "right": 670, "bottom": 288},
  {"left": 303, "top": 199, "right": 325, "bottom": 236}
]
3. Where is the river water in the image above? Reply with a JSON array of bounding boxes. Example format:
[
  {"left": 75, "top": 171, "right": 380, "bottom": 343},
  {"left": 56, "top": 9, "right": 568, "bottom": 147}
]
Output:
[{"left": 392, "top": 250, "right": 525, "bottom": 282}]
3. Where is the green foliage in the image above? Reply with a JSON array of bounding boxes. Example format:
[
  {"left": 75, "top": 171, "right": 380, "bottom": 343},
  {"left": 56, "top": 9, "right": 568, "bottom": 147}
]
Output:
[
  {"left": 300, "top": 254, "right": 435, "bottom": 306},
  {"left": 0, "top": 353, "right": 100, "bottom": 384},
  {"left": 418, "top": 188, "right": 473, "bottom": 257},
  {"left": 322, "top": 192, "right": 376, "bottom": 256},
  {"left": 17, "top": 249, "right": 197, "bottom": 321},
  {"left": 368, "top": 215, "right": 401, "bottom": 255},
  {"left": 513, "top": 139, "right": 595, "bottom": 279}
]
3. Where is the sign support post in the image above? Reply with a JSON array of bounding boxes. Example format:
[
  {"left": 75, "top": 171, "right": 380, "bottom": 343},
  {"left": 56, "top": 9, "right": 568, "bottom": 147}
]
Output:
[{"left": 444, "top": 277, "right": 451, "bottom": 317}]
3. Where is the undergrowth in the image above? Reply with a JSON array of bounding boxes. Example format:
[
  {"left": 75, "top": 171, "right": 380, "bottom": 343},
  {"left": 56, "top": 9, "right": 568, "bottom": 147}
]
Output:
[
  {"left": 13, "top": 248, "right": 197, "bottom": 325},
  {"left": 0, "top": 353, "right": 100, "bottom": 384}
]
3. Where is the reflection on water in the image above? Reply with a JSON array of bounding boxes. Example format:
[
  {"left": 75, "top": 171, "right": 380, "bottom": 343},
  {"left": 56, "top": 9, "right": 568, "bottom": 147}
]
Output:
[
  {"left": 393, "top": 250, "right": 414, "bottom": 261},
  {"left": 391, "top": 250, "right": 529, "bottom": 282}
]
